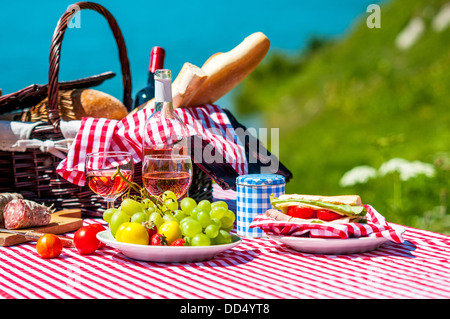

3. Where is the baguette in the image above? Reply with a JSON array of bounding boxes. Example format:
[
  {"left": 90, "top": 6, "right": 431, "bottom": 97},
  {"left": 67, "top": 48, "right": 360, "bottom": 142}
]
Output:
[
  {"left": 130, "top": 31, "right": 270, "bottom": 113},
  {"left": 172, "top": 62, "right": 208, "bottom": 108},
  {"left": 130, "top": 63, "right": 207, "bottom": 114},
  {"left": 186, "top": 32, "right": 270, "bottom": 107}
]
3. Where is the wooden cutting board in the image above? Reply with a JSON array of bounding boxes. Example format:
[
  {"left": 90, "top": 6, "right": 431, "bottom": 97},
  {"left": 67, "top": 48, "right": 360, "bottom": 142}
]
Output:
[{"left": 0, "top": 209, "right": 83, "bottom": 247}]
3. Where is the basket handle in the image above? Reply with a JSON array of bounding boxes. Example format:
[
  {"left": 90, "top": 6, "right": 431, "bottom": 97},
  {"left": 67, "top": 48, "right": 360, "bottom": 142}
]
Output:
[{"left": 47, "top": 1, "right": 132, "bottom": 127}]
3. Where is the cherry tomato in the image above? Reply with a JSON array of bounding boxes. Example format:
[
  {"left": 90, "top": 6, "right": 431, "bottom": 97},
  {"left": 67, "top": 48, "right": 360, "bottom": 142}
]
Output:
[
  {"left": 151, "top": 233, "right": 167, "bottom": 246},
  {"left": 90, "top": 223, "right": 106, "bottom": 233},
  {"left": 170, "top": 238, "right": 186, "bottom": 246},
  {"left": 143, "top": 221, "right": 158, "bottom": 239},
  {"left": 36, "top": 234, "right": 63, "bottom": 259},
  {"left": 89, "top": 223, "right": 106, "bottom": 248},
  {"left": 316, "top": 210, "right": 342, "bottom": 222},
  {"left": 74, "top": 225, "right": 100, "bottom": 254},
  {"left": 115, "top": 222, "right": 149, "bottom": 245},
  {"left": 287, "top": 206, "right": 316, "bottom": 219}
]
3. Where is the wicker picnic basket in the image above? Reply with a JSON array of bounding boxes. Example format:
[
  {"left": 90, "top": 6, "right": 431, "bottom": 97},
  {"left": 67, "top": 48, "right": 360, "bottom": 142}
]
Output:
[{"left": 0, "top": 2, "right": 213, "bottom": 217}]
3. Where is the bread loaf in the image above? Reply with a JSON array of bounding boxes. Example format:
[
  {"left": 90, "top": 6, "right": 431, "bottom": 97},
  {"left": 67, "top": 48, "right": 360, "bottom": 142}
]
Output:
[
  {"left": 70, "top": 89, "right": 128, "bottom": 120},
  {"left": 186, "top": 32, "right": 270, "bottom": 107},
  {"left": 130, "top": 31, "right": 270, "bottom": 113},
  {"left": 21, "top": 88, "right": 128, "bottom": 121},
  {"left": 172, "top": 62, "right": 207, "bottom": 108},
  {"left": 129, "top": 63, "right": 207, "bottom": 114}
]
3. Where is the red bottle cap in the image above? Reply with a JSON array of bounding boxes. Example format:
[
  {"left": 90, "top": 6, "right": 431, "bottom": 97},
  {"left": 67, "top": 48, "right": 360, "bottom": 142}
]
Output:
[{"left": 149, "top": 46, "right": 166, "bottom": 73}]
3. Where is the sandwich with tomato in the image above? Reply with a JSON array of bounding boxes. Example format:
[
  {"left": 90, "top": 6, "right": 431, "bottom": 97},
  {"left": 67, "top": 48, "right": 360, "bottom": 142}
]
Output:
[{"left": 267, "top": 194, "right": 367, "bottom": 224}]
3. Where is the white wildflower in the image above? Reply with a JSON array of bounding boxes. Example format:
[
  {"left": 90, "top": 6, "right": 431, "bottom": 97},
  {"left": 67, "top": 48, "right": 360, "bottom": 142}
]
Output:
[
  {"left": 339, "top": 165, "right": 378, "bottom": 187},
  {"left": 401, "top": 160, "right": 436, "bottom": 181},
  {"left": 379, "top": 158, "right": 411, "bottom": 176},
  {"left": 379, "top": 158, "right": 435, "bottom": 181}
]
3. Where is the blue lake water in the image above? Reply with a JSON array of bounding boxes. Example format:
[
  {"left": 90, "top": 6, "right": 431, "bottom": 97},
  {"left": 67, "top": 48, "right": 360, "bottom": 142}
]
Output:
[{"left": 0, "top": 0, "right": 378, "bottom": 111}]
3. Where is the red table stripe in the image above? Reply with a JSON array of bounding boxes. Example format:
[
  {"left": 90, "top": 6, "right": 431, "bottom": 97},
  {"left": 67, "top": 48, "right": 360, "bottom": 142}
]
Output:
[{"left": 1, "top": 185, "right": 450, "bottom": 299}]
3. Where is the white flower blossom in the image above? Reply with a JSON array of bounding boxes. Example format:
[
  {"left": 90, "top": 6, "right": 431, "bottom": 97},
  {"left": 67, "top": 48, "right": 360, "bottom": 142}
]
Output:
[
  {"left": 378, "top": 158, "right": 411, "bottom": 175},
  {"left": 339, "top": 165, "right": 378, "bottom": 187},
  {"left": 378, "top": 157, "right": 435, "bottom": 181}
]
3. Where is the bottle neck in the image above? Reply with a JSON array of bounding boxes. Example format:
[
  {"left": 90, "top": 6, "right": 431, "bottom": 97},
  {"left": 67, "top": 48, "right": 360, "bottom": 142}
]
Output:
[
  {"left": 154, "top": 76, "right": 174, "bottom": 116},
  {"left": 155, "top": 77, "right": 172, "bottom": 102},
  {"left": 149, "top": 47, "right": 165, "bottom": 73},
  {"left": 147, "top": 72, "right": 155, "bottom": 84}
]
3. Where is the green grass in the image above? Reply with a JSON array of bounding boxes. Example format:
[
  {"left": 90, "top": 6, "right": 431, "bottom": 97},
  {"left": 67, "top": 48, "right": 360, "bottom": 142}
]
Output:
[{"left": 234, "top": 0, "right": 450, "bottom": 233}]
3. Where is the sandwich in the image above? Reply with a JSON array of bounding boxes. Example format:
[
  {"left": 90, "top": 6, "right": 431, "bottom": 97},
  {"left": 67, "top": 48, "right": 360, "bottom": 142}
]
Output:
[{"left": 267, "top": 194, "right": 367, "bottom": 224}]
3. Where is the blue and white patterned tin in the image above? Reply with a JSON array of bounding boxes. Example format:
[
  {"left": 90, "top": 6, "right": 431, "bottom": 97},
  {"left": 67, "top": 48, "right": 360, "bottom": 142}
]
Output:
[{"left": 236, "top": 174, "right": 285, "bottom": 238}]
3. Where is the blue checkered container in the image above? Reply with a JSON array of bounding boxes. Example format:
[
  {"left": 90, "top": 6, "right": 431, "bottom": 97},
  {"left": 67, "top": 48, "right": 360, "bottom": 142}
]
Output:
[{"left": 236, "top": 174, "right": 285, "bottom": 238}]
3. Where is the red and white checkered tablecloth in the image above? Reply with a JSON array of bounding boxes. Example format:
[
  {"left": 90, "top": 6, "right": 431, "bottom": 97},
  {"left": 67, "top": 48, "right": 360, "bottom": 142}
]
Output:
[
  {"left": 1, "top": 185, "right": 450, "bottom": 300},
  {"left": 56, "top": 104, "right": 248, "bottom": 186}
]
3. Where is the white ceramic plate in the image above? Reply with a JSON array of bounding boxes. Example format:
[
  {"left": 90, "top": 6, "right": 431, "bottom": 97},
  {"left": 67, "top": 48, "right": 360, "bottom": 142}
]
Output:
[
  {"left": 267, "top": 225, "right": 405, "bottom": 255},
  {"left": 97, "top": 230, "right": 242, "bottom": 262}
]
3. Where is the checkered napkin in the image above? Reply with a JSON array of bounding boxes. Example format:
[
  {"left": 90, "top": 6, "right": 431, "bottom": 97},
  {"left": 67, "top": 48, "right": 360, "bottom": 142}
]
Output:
[
  {"left": 249, "top": 205, "right": 405, "bottom": 243},
  {"left": 56, "top": 104, "right": 248, "bottom": 186}
]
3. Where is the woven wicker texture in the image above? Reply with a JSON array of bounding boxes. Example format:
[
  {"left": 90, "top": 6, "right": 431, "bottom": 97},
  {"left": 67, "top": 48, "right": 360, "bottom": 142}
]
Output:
[{"left": 0, "top": 2, "right": 213, "bottom": 217}]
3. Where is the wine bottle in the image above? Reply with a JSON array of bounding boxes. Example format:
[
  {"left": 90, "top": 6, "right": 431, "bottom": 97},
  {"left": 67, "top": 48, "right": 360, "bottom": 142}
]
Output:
[
  {"left": 134, "top": 46, "right": 165, "bottom": 107},
  {"left": 142, "top": 69, "right": 189, "bottom": 157}
]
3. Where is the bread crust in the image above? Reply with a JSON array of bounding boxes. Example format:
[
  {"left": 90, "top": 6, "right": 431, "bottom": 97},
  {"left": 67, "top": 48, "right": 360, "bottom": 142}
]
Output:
[
  {"left": 72, "top": 89, "right": 128, "bottom": 120},
  {"left": 172, "top": 62, "right": 208, "bottom": 108},
  {"left": 130, "top": 32, "right": 270, "bottom": 113},
  {"left": 276, "top": 194, "right": 363, "bottom": 206},
  {"left": 187, "top": 32, "right": 270, "bottom": 106}
]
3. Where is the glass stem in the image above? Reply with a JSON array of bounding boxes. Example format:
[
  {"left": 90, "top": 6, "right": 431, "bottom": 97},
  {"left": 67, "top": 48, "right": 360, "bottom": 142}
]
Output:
[{"left": 106, "top": 199, "right": 115, "bottom": 210}]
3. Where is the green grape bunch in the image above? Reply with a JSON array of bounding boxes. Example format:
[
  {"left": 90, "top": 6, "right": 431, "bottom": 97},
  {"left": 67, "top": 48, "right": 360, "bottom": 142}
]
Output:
[{"left": 101, "top": 170, "right": 236, "bottom": 246}]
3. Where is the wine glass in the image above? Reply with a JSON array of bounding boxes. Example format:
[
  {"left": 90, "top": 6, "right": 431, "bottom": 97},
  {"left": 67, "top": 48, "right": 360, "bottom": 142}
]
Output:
[
  {"left": 85, "top": 151, "right": 134, "bottom": 209},
  {"left": 142, "top": 154, "right": 192, "bottom": 199}
]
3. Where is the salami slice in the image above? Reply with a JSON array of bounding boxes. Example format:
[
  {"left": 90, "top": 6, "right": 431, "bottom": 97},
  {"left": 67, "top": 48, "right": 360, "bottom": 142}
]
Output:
[
  {"left": 0, "top": 193, "right": 24, "bottom": 227},
  {"left": 3, "top": 199, "right": 51, "bottom": 230}
]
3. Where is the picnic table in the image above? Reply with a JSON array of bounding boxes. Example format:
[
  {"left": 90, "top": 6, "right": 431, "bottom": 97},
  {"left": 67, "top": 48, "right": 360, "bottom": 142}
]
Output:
[{"left": 1, "top": 185, "right": 449, "bottom": 302}]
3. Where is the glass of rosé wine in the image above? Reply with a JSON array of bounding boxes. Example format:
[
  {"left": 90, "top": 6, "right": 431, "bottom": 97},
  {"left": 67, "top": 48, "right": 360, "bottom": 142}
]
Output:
[
  {"left": 85, "top": 151, "right": 134, "bottom": 209},
  {"left": 142, "top": 154, "right": 192, "bottom": 199}
]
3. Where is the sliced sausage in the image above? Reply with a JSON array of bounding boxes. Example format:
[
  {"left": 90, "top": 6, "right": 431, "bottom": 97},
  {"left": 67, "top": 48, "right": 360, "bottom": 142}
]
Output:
[
  {"left": 0, "top": 193, "right": 24, "bottom": 227},
  {"left": 3, "top": 199, "right": 51, "bottom": 230}
]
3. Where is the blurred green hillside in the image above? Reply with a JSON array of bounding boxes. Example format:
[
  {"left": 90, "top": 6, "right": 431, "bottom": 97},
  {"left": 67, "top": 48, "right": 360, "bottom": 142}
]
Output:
[{"left": 235, "top": 0, "right": 450, "bottom": 233}]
